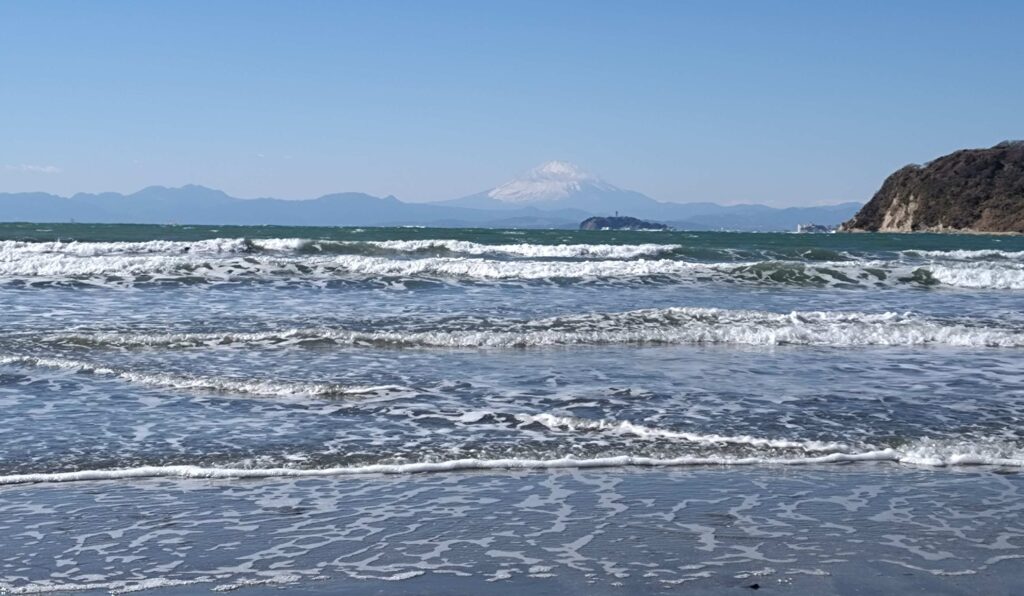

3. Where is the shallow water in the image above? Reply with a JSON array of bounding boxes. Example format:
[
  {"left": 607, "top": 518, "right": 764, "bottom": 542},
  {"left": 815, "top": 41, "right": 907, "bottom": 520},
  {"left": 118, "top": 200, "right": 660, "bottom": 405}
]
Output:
[{"left": 0, "top": 223, "right": 1022, "bottom": 593}]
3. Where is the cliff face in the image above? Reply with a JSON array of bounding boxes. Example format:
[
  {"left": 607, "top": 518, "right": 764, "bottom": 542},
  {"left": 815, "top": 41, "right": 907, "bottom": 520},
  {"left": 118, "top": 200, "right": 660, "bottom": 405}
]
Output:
[{"left": 841, "top": 141, "right": 1024, "bottom": 234}]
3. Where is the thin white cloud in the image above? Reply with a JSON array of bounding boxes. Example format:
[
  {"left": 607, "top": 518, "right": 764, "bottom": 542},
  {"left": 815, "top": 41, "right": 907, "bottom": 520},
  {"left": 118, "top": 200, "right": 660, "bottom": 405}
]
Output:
[{"left": 4, "top": 164, "right": 61, "bottom": 174}]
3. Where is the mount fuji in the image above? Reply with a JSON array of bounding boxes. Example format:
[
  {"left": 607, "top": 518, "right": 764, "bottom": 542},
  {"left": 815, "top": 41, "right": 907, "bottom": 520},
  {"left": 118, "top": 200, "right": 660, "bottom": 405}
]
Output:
[
  {"left": 489, "top": 161, "right": 614, "bottom": 203},
  {"left": 439, "top": 161, "right": 860, "bottom": 229},
  {"left": 440, "top": 161, "right": 677, "bottom": 216}
]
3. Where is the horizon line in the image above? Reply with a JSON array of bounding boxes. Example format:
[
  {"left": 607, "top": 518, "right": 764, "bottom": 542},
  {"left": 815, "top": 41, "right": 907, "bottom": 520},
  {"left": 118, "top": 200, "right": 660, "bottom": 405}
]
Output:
[{"left": 0, "top": 184, "right": 863, "bottom": 209}]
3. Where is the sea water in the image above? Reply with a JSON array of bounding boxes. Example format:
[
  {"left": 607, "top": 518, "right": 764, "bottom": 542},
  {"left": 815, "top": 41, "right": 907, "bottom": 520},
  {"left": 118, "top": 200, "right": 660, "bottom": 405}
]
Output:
[{"left": 0, "top": 223, "right": 1022, "bottom": 593}]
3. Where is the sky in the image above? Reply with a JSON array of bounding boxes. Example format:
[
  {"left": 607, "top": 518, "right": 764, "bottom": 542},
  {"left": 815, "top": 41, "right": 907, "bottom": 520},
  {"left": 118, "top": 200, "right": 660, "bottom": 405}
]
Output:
[{"left": 1, "top": 1, "right": 1021, "bottom": 206}]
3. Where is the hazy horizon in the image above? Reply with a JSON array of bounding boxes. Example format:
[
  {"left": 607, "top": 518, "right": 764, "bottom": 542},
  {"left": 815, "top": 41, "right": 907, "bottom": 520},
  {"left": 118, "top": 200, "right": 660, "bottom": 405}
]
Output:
[
  {"left": 2, "top": 1, "right": 1021, "bottom": 206},
  {"left": 1, "top": 168, "right": 863, "bottom": 208}
]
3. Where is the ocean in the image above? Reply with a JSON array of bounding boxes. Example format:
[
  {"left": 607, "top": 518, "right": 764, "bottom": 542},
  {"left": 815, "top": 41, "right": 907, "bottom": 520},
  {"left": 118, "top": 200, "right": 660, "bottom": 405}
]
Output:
[{"left": 1, "top": 222, "right": 1023, "bottom": 594}]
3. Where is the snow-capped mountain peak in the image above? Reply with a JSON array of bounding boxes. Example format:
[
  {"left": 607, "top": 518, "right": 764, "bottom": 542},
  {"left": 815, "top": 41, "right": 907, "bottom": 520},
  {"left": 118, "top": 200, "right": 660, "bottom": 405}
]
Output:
[
  {"left": 488, "top": 161, "right": 616, "bottom": 203},
  {"left": 529, "top": 160, "right": 592, "bottom": 181}
]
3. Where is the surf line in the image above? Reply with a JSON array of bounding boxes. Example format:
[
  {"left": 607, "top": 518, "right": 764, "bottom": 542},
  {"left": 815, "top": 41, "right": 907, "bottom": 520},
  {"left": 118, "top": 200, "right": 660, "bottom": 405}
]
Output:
[{"left": 3, "top": 450, "right": 1021, "bottom": 486}]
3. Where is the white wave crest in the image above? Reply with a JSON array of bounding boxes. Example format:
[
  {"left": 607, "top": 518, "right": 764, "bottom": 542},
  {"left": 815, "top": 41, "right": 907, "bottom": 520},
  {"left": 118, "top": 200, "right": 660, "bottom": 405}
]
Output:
[
  {"left": 891, "top": 437, "right": 1024, "bottom": 466},
  {"left": 0, "top": 251, "right": 709, "bottom": 282},
  {"left": 327, "top": 255, "right": 715, "bottom": 279},
  {"left": 362, "top": 240, "right": 680, "bottom": 259},
  {"left": 0, "top": 238, "right": 251, "bottom": 258},
  {"left": 926, "top": 263, "right": 1024, "bottom": 289},
  {"left": 516, "top": 413, "right": 847, "bottom": 452},
  {"left": 0, "top": 355, "right": 405, "bottom": 398},
  {"left": 249, "top": 238, "right": 309, "bottom": 251},
  {"left": 2, "top": 240, "right": 1024, "bottom": 290},
  {"left": 317, "top": 256, "right": 935, "bottom": 286},
  {"left": 904, "top": 249, "right": 1024, "bottom": 261},
  {"left": 1, "top": 439, "right": 1021, "bottom": 486},
  {"left": 0, "top": 577, "right": 208, "bottom": 595},
  {"left": 0, "top": 237, "right": 682, "bottom": 260},
  {"left": 47, "top": 308, "right": 1024, "bottom": 348}
]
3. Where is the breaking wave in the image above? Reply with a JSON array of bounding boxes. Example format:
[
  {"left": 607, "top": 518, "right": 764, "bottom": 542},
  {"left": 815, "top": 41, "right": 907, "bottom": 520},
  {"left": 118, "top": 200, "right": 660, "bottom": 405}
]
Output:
[
  {"left": 514, "top": 413, "right": 847, "bottom": 451},
  {"left": 0, "top": 355, "right": 405, "bottom": 398},
  {"left": 0, "top": 253, "right": 1013, "bottom": 288},
  {"left": 925, "top": 263, "right": 1024, "bottom": 289},
  {"left": 0, "top": 238, "right": 254, "bottom": 256},
  {"left": 42, "top": 308, "right": 1024, "bottom": 349},
  {"left": 903, "top": 249, "right": 1024, "bottom": 261},
  {"left": 354, "top": 239, "right": 682, "bottom": 259},
  {"left": 1, "top": 437, "right": 1020, "bottom": 486},
  {"left": 2, "top": 238, "right": 1024, "bottom": 289},
  {"left": 0, "top": 238, "right": 681, "bottom": 259}
]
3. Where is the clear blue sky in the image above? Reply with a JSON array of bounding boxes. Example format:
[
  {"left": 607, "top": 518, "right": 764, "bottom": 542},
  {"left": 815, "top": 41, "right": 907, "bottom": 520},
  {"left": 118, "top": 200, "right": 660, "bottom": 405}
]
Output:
[{"left": 1, "top": 1, "right": 1021, "bottom": 206}]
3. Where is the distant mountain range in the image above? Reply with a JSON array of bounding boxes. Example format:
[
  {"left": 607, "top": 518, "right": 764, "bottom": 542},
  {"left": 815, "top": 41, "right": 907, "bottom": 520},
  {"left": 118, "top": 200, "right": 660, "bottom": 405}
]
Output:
[{"left": 0, "top": 162, "right": 861, "bottom": 231}]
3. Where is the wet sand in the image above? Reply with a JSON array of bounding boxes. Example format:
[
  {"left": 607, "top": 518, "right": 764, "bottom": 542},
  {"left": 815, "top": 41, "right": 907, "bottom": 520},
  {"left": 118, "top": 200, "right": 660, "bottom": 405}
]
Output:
[{"left": 2, "top": 464, "right": 1021, "bottom": 595}]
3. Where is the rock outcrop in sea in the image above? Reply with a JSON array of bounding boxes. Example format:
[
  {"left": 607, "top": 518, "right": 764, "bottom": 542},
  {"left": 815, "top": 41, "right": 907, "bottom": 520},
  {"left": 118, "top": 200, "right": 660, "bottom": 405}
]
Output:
[{"left": 841, "top": 141, "right": 1024, "bottom": 234}]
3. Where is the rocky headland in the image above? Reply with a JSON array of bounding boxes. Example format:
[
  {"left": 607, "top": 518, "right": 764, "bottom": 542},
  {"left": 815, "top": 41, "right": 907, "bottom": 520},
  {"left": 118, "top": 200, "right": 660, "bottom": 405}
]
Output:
[{"left": 841, "top": 141, "right": 1024, "bottom": 234}]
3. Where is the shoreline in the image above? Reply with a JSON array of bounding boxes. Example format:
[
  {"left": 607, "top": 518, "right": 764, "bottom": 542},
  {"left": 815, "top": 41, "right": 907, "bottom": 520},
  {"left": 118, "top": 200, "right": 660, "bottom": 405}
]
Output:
[{"left": 2, "top": 464, "right": 1021, "bottom": 595}]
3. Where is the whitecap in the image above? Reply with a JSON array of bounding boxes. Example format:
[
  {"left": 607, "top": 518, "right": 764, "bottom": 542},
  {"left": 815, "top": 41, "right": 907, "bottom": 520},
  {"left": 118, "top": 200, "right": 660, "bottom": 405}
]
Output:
[
  {"left": 2, "top": 440, "right": 1021, "bottom": 487},
  {"left": 44, "top": 307, "right": 1024, "bottom": 349},
  {"left": 0, "top": 355, "right": 406, "bottom": 398}
]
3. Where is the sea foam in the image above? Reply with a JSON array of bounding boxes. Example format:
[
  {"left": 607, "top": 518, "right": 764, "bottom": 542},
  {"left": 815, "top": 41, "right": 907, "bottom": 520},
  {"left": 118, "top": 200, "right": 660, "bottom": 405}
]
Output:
[
  {"left": 2, "top": 238, "right": 1024, "bottom": 289},
  {"left": 41, "top": 308, "right": 1024, "bottom": 349},
  {"left": 0, "top": 355, "right": 405, "bottom": 398},
  {"left": 515, "top": 413, "right": 847, "bottom": 451},
  {"left": 1, "top": 440, "right": 1020, "bottom": 487}
]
